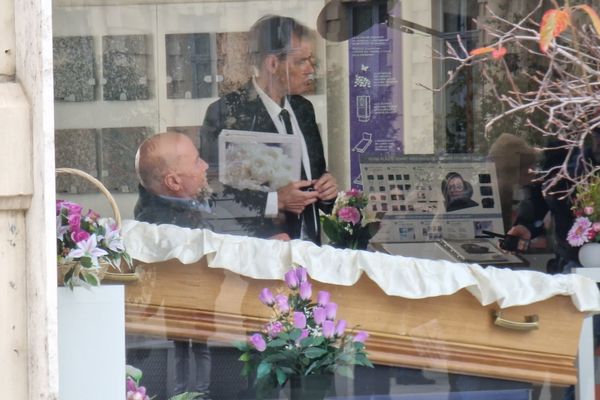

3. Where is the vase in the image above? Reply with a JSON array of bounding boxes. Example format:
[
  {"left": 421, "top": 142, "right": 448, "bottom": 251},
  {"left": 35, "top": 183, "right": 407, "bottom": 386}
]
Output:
[
  {"left": 578, "top": 243, "right": 600, "bottom": 268},
  {"left": 289, "top": 374, "right": 334, "bottom": 400}
]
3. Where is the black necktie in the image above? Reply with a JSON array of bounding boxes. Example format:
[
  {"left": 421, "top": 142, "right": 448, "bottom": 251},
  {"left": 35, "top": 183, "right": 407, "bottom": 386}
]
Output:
[{"left": 279, "top": 109, "right": 293, "bottom": 135}]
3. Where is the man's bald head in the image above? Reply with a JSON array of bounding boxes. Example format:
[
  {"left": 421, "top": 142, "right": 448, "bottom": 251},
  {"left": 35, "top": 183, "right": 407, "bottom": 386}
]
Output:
[{"left": 135, "top": 132, "right": 208, "bottom": 198}]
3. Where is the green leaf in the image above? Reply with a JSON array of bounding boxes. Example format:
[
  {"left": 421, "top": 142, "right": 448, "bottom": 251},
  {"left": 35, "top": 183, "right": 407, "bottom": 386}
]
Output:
[
  {"left": 289, "top": 328, "right": 302, "bottom": 341},
  {"left": 267, "top": 339, "right": 287, "bottom": 348},
  {"left": 300, "top": 335, "right": 324, "bottom": 347},
  {"left": 337, "top": 365, "right": 354, "bottom": 379},
  {"left": 233, "top": 340, "right": 250, "bottom": 352},
  {"left": 238, "top": 352, "right": 250, "bottom": 362},
  {"left": 304, "top": 347, "right": 328, "bottom": 359},
  {"left": 241, "top": 362, "right": 252, "bottom": 377},
  {"left": 84, "top": 272, "right": 99, "bottom": 287},
  {"left": 80, "top": 256, "right": 93, "bottom": 268},
  {"left": 125, "top": 365, "right": 143, "bottom": 384},
  {"left": 321, "top": 217, "right": 343, "bottom": 243},
  {"left": 275, "top": 368, "right": 287, "bottom": 386},
  {"left": 256, "top": 362, "right": 272, "bottom": 380},
  {"left": 168, "top": 392, "right": 204, "bottom": 400}
]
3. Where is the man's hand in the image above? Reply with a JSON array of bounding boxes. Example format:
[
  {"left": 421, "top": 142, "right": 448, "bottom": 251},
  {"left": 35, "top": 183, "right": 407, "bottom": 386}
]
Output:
[
  {"left": 506, "top": 224, "right": 532, "bottom": 252},
  {"left": 277, "top": 180, "right": 319, "bottom": 215},
  {"left": 313, "top": 172, "right": 338, "bottom": 202},
  {"left": 269, "top": 233, "right": 291, "bottom": 241}
]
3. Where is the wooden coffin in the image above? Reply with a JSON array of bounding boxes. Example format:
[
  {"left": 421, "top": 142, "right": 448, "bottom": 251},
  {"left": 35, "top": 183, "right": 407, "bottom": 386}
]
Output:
[{"left": 125, "top": 258, "right": 585, "bottom": 386}]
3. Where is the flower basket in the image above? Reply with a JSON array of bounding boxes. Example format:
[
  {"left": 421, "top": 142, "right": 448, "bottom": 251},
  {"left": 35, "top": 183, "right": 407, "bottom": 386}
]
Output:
[{"left": 56, "top": 167, "right": 138, "bottom": 286}]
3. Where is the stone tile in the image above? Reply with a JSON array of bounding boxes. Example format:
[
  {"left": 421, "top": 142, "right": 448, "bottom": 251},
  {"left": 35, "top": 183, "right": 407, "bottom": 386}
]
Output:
[
  {"left": 216, "top": 32, "right": 251, "bottom": 96},
  {"left": 100, "top": 127, "right": 150, "bottom": 192},
  {"left": 55, "top": 129, "right": 99, "bottom": 193},
  {"left": 102, "top": 35, "right": 150, "bottom": 101},
  {"left": 53, "top": 36, "right": 96, "bottom": 102},
  {"left": 165, "top": 33, "right": 212, "bottom": 99}
]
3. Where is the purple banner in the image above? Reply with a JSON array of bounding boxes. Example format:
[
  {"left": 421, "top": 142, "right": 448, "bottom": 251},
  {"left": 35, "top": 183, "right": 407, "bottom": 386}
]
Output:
[{"left": 348, "top": 12, "right": 404, "bottom": 188}]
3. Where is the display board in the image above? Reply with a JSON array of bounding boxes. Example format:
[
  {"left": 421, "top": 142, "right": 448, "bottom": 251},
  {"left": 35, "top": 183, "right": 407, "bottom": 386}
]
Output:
[{"left": 360, "top": 154, "right": 504, "bottom": 242}]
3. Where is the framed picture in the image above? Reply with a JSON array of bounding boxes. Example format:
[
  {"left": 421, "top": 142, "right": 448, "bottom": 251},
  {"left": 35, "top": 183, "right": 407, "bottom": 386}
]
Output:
[{"left": 218, "top": 129, "right": 301, "bottom": 191}]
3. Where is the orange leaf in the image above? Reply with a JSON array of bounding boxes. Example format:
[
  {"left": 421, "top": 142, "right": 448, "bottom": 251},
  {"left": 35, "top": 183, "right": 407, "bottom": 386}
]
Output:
[
  {"left": 539, "top": 8, "right": 571, "bottom": 52},
  {"left": 576, "top": 4, "right": 600, "bottom": 37},
  {"left": 469, "top": 47, "right": 495, "bottom": 57},
  {"left": 492, "top": 47, "right": 507, "bottom": 59}
]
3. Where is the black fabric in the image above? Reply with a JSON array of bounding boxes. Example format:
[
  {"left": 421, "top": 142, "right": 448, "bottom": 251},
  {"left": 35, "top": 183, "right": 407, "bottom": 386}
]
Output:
[
  {"left": 279, "top": 109, "right": 293, "bottom": 135},
  {"left": 513, "top": 139, "right": 599, "bottom": 268},
  {"left": 134, "top": 185, "right": 214, "bottom": 230},
  {"left": 200, "top": 80, "right": 332, "bottom": 244}
]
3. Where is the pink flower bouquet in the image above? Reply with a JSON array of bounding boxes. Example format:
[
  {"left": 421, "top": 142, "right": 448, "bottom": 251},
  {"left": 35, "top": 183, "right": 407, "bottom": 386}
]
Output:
[
  {"left": 567, "top": 176, "right": 600, "bottom": 247},
  {"left": 320, "top": 189, "right": 380, "bottom": 250},
  {"left": 56, "top": 200, "right": 132, "bottom": 288},
  {"left": 235, "top": 266, "right": 373, "bottom": 399}
]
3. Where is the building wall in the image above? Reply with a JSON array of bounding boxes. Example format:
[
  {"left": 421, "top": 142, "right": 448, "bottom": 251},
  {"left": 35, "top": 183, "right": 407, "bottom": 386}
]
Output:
[{"left": 2, "top": 0, "right": 58, "bottom": 397}]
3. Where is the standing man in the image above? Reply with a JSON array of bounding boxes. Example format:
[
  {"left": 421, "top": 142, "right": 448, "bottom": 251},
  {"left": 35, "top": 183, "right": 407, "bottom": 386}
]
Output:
[{"left": 201, "top": 15, "right": 338, "bottom": 244}]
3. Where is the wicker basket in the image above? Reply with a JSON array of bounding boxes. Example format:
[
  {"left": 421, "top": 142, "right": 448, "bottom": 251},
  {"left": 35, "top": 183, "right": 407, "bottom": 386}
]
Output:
[{"left": 56, "top": 167, "right": 138, "bottom": 285}]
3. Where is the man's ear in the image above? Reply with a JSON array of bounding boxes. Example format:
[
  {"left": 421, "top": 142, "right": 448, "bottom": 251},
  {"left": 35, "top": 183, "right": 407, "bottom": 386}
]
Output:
[
  {"left": 264, "top": 54, "right": 280, "bottom": 74},
  {"left": 164, "top": 172, "right": 181, "bottom": 193}
]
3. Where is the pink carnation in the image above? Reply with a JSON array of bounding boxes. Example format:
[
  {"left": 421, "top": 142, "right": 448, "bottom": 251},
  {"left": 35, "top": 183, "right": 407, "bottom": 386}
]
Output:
[
  {"left": 337, "top": 206, "right": 360, "bottom": 225},
  {"left": 347, "top": 188, "right": 361, "bottom": 198},
  {"left": 567, "top": 217, "right": 592, "bottom": 247},
  {"left": 584, "top": 206, "right": 595, "bottom": 216}
]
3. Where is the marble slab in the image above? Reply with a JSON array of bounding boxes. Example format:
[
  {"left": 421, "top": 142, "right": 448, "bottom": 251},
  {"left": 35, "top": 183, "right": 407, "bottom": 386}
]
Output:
[
  {"left": 102, "top": 35, "right": 150, "bottom": 101},
  {"left": 165, "top": 33, "right": 212, "bottom": 99},
  {"left": 100, "top": 127, "right": 150, "bottom": 192},
  {"left": 55, "top": 129, "right": 98, "bottom": 193},
  {"left": 216, "top": 32, "right": 251, "bottom": 96},
  {"left": 53, "top": 36, "right": 96, "bottom": 102}
]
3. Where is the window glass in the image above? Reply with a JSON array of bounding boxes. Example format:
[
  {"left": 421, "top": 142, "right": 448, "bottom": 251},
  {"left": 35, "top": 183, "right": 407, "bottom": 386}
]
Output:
[{"left": 53, "top": 0, "right": 596, "bottom": 398}]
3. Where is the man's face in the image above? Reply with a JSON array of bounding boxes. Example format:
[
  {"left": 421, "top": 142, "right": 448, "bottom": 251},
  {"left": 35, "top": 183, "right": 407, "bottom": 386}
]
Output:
[
  {"left": 175, "top": 137, "right": 209, "bottom": 199},
  {"left": 276, "top": 35, "right": 316, "bottom": 95}
]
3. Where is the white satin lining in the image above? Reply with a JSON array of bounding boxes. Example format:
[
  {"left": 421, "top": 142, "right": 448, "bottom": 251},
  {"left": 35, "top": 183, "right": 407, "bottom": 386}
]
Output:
[{"left": 122, "top": 220, "right": 600, "bottom": 313}]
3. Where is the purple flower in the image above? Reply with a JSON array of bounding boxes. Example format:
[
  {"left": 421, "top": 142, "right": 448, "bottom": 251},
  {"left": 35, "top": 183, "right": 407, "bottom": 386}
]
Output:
[
  {"left": 353, "top": 331, "right": 369, "bottom": 343},
  {"left": 126, "top": 377, "right": 137, "bottom": 393},
  {"left": 317, "top": 291, "right": 330, "bottom": 306},
  {"left": 325, "top": 302, "right": 337, "bottom": 320},
  {"left": 299, "top": 282, "right": 312, "bottom": 300},
  {"left": 293, "top": 312, "right": 307, "bottom": 329},
  {"left": 322, "top": 320, "right": 335, "bottom": 338},
  {"left": 275, "top": 294, "right": 289, "bottom": 313},
  {"left": 67, "top": 213, "right": 82, "bottom": 230},
  {"left": 296, "top": 329, "right": 309, "bottom": 344},
  {"left": 335, "top": 320, "right": 347, "bottom": 337},
  {"left": 259, "top": 288, "right": 275, "bottom": 306},
  {"left": 249, "top": 333, "right": 266, "bottom": 352},
  {"left": 267, "top": 321, "right": 284, "bottom": 338},
  {"left": 338, "top": 206, "right": 361, "bottom": 224},
  {"left": 313, "top": 307, "right": 327, "bottom": 325},
  {"left": 567, "top": 217, "right": 592, "bottom": 247},
  {"left": 296, "top": 267, "right": 308, "bottom": 284},
  {"left": 70, "top": 229, "right": 90, "bottom": 243},
  {"left": 284, "top": 269, "right": 299, "bottom": 289}
]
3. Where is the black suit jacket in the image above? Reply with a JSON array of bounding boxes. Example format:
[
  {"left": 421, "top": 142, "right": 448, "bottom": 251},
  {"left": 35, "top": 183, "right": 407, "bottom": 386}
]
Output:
[{"left": 200, "top": 81, "right": 331, "bottom": 243}]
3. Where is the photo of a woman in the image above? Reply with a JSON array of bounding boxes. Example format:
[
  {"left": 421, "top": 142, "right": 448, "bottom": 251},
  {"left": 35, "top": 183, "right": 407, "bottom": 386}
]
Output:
[{"left": 441, "top": 172, "right": 479, "bottom": 212}]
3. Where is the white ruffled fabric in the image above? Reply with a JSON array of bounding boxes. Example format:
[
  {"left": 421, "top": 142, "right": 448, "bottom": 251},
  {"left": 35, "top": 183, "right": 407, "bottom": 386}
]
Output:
[{"left": 122, "top": 220, "right": 600, "bottom": 313}]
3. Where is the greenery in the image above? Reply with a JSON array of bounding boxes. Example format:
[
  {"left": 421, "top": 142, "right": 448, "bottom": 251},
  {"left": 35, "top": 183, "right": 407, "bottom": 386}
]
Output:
[
  {"left": 234, "top": 266, "right": 373, "bottom": 399},
  {"left": 56, "top": 200, "right": 132, "bottom": 288},
  {"left": 320, "top": 189, "right": 380, "bottom": 250}
]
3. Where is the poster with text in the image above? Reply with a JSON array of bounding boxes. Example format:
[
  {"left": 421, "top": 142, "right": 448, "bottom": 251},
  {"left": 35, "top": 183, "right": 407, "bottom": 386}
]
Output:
[{"left": 349, "top": 3, "right": 404, "bottom": 188}]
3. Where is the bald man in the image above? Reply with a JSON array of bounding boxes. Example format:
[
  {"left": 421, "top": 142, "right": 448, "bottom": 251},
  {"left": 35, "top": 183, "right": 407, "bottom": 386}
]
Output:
[{"left": 134, "top": 132, "right": 214, "bottom": 228}]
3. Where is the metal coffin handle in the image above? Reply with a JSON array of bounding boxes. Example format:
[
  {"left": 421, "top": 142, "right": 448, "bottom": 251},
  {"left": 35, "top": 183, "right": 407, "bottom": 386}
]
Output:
[{"left": 494, "top": 312, "right": 539, "bottom": 331}]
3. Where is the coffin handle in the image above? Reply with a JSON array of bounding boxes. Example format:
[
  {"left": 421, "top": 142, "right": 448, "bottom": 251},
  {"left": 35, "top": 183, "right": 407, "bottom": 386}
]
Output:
[{"left": 493, "top": 312, "right": 539, "bottom": 331}]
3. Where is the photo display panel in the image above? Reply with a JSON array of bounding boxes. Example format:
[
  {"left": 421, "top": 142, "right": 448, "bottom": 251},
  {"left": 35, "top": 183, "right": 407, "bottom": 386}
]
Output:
[{"left": 360, "top": 154, "right": 504, "bottom": 243}]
